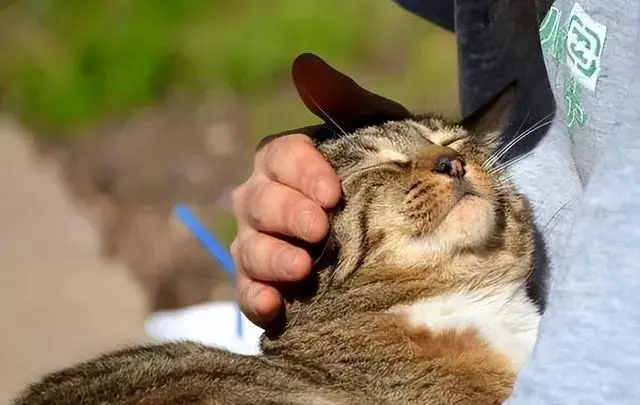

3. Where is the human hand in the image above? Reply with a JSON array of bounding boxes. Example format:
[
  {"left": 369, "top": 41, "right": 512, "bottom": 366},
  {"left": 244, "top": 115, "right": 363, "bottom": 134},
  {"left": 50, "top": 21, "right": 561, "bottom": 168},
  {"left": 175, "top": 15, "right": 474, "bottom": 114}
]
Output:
[{"left": 231, "top": 130, "right": 341, "bottom": 327}]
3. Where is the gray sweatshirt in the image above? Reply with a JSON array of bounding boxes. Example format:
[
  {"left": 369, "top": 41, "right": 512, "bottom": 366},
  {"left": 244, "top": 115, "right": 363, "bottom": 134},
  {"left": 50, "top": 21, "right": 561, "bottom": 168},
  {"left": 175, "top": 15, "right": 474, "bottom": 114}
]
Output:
[{"left": 397, "top": 0, "right": 640, "bottom": 403}]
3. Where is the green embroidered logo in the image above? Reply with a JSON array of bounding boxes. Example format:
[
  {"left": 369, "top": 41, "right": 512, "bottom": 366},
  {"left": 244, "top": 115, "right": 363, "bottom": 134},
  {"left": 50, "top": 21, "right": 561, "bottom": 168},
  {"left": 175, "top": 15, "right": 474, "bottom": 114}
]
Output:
[
  {"left": 563, "top": 77, "right": 586, "bottom": 130},
  {"left": 540, "top": 6, "right": 569, "bottom": 85},
  {"left": 540, "top": 6, "right": 562, "bottom": 56},
  {"left": 539, "top": 3, "right": 606, "bottom": 138}
]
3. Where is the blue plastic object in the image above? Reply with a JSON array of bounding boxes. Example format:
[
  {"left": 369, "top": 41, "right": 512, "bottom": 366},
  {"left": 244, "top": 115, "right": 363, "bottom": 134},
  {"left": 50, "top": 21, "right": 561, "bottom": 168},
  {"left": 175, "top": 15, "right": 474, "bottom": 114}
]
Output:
[{"left": 173, "top": 203, "right": 243, "bottom": 339}]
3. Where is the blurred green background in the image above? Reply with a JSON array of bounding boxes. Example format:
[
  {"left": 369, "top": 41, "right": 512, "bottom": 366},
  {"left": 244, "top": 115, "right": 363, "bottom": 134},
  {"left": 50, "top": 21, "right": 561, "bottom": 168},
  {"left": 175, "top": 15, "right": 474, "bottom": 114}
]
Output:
[
  {"left": 0, "top": 0, "right": 458, "bottom": 255},
  {"left": 0, "top": 0, "right": 457, "bottom": 138}
]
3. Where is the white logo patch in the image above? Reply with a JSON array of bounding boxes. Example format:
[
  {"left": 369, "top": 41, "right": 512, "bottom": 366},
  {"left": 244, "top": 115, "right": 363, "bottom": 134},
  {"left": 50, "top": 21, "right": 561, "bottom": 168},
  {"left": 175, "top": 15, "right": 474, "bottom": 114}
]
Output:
[{"left": 565, "top": 3, "right": 608, "bottom": 91}]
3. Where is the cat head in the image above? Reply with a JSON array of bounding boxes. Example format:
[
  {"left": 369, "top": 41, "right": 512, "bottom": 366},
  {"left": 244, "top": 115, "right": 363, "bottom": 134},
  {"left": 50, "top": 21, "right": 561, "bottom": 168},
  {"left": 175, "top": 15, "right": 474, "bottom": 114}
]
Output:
[{"left": 292, "top": 53, "right": 533, "bottom": 290}]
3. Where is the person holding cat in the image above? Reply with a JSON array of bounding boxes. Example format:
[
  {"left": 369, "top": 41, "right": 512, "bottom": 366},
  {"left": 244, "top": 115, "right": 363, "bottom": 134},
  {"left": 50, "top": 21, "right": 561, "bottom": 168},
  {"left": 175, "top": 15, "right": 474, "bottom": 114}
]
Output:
[{"left": 232, "top": 0, "right": 640, "bottom": 403}]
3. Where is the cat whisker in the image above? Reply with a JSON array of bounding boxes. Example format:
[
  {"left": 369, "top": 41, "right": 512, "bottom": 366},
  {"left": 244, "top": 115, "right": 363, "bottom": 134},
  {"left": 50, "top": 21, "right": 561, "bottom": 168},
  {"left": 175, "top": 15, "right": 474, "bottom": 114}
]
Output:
[
  {"left": 492, "top": 178, "right": 517, "bottom": 197},
  {"left": 484, "top": 117, "right": 552, "bottom": 170},
  {"left": 487, "top": 110, "right": 533, "bottom": 170},
  {"left": 483, "top": 114, "right": 551, "bottom": 168},
  {"left": 543, "top": 200, "right": 573, "bottom": 234},
  {"left": 493, "top": 185, "right": 515, "bottom": 197},
  {"left": 493, "top": 178, "right": 514, "bottom": 189},
  {"left": 483, "top": 113, "right": 554, "bottom": 170},
  {"left": 488, "top": 150, "right": 535, "bottom": 175},
  {"left": 312, "top": 236, "right": 333, "bottom": 268},
  {"left": 300, "top": 86, "right": 349, "bottom": 137},
  {"left": 514, "top": 110, "right": 531, "bottom": 144},
  {"left": 493, "top": 171, "right": 515, "bottom": 183}
]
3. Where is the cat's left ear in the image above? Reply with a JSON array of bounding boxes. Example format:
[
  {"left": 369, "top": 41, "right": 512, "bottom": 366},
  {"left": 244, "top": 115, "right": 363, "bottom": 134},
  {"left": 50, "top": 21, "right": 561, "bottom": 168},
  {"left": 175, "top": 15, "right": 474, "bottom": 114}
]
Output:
[
  {"left": 461, "top": 82, "right": 517, "bottom": 149},
  {"left": 292, "top": 53, "right": 412, "bottom": 133}
]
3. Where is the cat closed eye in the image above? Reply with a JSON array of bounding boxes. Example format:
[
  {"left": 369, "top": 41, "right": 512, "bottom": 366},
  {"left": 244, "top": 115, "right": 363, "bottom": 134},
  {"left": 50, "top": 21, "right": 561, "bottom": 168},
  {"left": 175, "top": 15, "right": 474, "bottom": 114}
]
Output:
[
  {"left": 386, "top": 160, "right": 412, "bottom": 170},
  {"left": 440, "top": 137, "right": 465, "bottom": 148}
]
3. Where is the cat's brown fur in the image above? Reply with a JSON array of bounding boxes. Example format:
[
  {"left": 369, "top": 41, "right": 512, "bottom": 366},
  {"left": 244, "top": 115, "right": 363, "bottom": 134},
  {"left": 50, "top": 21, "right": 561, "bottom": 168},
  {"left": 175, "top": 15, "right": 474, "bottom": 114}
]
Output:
[{"left": 12, "top": 54, "right": 538, "bottom": 405}]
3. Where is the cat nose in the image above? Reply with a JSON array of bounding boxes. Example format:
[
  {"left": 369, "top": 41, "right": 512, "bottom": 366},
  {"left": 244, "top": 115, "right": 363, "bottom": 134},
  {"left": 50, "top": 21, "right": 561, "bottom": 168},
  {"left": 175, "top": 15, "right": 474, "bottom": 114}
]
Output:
[{"left": 432, "top": 154, "right": 466, "bottom": 179}]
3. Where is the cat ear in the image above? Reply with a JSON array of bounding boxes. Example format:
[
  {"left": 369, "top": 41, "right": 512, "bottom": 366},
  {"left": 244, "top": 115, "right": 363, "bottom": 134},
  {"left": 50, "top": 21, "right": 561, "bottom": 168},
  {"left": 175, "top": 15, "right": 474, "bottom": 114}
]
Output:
[
  {"left": 461, "top": 82, "right": 517, "bottom": 147},
  {"left": 292, "top": 53, "right": 412, "bottom": 133}
]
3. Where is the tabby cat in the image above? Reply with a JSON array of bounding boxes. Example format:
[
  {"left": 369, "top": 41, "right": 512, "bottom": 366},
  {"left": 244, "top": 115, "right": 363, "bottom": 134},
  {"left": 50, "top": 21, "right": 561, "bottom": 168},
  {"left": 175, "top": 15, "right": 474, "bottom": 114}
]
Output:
[{"left": 12, "top": 53, "right": 540, "bottom": 405}]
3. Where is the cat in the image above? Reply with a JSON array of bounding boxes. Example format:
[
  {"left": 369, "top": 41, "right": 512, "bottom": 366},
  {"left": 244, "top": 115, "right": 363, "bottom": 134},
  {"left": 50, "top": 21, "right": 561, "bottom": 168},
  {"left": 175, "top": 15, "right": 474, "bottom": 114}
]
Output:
[{"left": 12, "top": 53, "right": 540, "bottom": 405}]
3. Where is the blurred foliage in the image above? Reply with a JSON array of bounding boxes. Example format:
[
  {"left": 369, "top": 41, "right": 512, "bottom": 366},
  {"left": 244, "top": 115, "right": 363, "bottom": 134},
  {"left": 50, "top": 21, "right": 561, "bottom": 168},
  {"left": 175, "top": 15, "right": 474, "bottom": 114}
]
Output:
[
  {"left": 208, "top": 212, "right": 238, "bottom": 248},
  {"left": 0, "top": 0, "right": 443, "bottom": 134},
  {"left": 0, "top": 0, "right": 458, "bottom": 247}
]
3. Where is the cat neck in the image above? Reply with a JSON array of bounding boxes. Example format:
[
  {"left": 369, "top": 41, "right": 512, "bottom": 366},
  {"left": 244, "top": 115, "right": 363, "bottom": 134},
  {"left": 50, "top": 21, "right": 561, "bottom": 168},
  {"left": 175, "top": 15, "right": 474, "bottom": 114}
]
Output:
[
  {"left": 260, "top": 275, "right": 536, "bottom": 404},
  {"left": 387, "top": 281, "right": 540, "bottom": 372},
  {"left": 262, "top": 257, "right": 539, "bottom": 374}
]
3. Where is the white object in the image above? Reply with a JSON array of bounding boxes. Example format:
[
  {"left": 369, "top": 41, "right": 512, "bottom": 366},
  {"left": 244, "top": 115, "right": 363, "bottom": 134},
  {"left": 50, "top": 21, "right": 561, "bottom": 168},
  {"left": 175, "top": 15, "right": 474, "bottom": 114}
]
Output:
[{"left": 144, "top": 301, "right": 264, "bottom": 356}]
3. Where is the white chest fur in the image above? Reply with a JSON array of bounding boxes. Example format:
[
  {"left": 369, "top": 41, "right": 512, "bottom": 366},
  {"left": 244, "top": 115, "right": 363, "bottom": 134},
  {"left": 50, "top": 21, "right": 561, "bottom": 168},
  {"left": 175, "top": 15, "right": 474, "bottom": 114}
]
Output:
[{"left": 389, "top": 284, "right": 541, "bottom": 371}]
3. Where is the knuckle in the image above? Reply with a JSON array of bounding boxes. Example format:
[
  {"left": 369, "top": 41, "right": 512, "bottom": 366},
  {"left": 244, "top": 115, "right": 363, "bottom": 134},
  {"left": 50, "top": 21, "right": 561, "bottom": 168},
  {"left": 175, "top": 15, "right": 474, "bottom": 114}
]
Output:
[
  {"left": 261, "top": 135, "right": 311, "bottom": 177},
  {"left": 230, "top": 186, "right": 246, "bottom": 214},
  {"left": 287, "top": 139, "right": 317, "bottom": 172},
  {"left": 294, "top": 159, "right": 332, "bottom": 200},
  {"left": 239, "top": 232, "right": 261, "bottom": 272},
  {"left": 229, "top": 238, "right": 241, "bottom": 261},
  {"left": 234, "top": 281, "right": 250, "bottom": 306},
  {"left": 258, "top": 137, "right": 282, "bottom": 169},
  {"left": 246, "top": 182, "right": 271, "bottom": 228},
  {"left": 231, "top": 185, "right": 245, "bottom": 205}
]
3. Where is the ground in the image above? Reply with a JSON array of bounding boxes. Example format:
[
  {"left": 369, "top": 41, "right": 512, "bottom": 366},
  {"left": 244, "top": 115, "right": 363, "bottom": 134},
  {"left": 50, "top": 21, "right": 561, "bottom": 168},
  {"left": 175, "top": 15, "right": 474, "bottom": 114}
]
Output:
[
  {"left": 0, "top": 117, "right": 147, "bottom": 402},
  {"left": 36, "top": 99, "right": 245, "bottom": 312}
]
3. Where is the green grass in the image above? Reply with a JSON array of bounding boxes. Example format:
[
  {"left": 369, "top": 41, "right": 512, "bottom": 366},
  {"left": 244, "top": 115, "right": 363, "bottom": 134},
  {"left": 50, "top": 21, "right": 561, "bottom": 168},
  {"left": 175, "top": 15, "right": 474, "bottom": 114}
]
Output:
[
  {"left": 0, "top": 0, "right": 410, "bottom": 135},
  {"left": 207, "top": 212, "right": 238, "bottom": 248}
]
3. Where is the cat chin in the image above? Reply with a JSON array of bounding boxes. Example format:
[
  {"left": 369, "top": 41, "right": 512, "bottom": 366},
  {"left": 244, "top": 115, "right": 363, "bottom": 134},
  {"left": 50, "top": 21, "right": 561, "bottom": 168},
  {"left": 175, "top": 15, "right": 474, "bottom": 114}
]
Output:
[
  {"left": 445, "top": 195, "right": 494, "bottom": 228},
  {"left": 410, "top": 196, "right": 496, "bottom": 254}
]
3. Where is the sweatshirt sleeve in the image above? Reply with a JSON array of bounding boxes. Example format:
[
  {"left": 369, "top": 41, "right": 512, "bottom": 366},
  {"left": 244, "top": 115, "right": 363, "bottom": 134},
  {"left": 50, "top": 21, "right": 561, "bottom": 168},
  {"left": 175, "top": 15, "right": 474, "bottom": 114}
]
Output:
[{"left": 393, "top": 0, "right": 455, "bottom": 32}]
